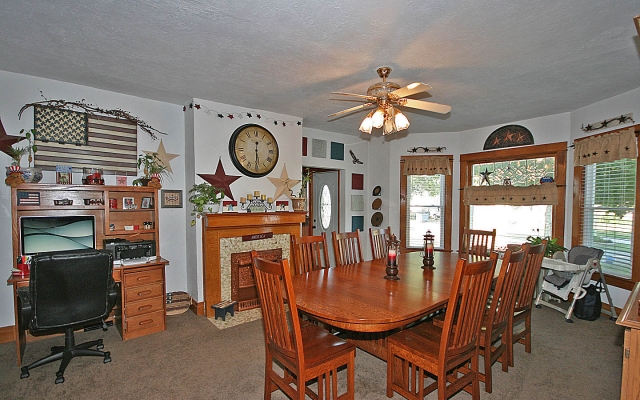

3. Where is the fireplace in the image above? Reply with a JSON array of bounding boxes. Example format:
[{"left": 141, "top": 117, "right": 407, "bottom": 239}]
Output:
[{"left": 230, "top": 248, "right": 282, "bottom": 311}]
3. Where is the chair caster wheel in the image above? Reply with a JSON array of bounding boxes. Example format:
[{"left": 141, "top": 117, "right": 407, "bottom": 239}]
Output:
[
  {"left": 104, "top": 351, "right": 111, "bottom": 363},
  {"left": 535, "top": 305, "right": 541, "bottom": 308},
  {"left": 97, "top": 343, "right": 104, "bottom": 350},
  {"left": 20, "top": 368, "right": 29, "bottom": 379},
  {"left": 55, "top": 376, "right": 64, "bottom": 384}
]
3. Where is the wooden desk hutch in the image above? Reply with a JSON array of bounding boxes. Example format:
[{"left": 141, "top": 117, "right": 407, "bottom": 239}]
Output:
[{"left": 7, "top": 184, "right": 169, "bottom": 365}]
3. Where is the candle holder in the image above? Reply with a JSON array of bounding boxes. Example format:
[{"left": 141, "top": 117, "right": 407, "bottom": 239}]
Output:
[
  {"left": 422, "top": 230, "right": 435, "bottom": 270},
  {"left": 384, "top": 234, "right": 401, "bottom": 280},
  {"left": 239, "top": 191, "right": 273, "bottom": 212}
]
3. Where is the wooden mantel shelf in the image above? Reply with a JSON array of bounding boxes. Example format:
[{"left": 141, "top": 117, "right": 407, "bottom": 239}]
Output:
[{"left": 201, "top": 211, "right": 306, "bottom": 318}]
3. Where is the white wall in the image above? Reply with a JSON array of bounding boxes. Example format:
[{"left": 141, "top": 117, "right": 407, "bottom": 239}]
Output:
[{"left": 0, "top": 70, "right": 186, "bottom": 328}]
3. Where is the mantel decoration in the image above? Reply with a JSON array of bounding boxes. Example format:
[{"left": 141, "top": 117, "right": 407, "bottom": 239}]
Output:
[
  {"left": 239, "top": 191, "right": 274, "bottom": 212},
  {"left": 185, "top": 102, "right": 302, "bottom": 127},
  {"left": 198, "top": 158, "right": 241, "bottom": 201},
  {"left": 188, "top": 182, "right": 224, "bottom": 225},
  {"left": 384, "top": 234, "right": 401, "bottom": 280},
  {"left": 580, "top": 113, "right": 634, "bottom": 133},
  {"left": 267, "top": 164, "right": 300, "bottom": 200}
]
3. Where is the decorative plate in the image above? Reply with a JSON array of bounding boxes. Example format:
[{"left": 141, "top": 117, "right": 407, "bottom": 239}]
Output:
[
  {"left": 371, "top": 212, "right": 383, "bottom": 227},
  {"left": 372, "top": 186, "right": 381, "bottom": 196},
  {"left": 372, "top": 198, "right": 382, "bottom": 210}
]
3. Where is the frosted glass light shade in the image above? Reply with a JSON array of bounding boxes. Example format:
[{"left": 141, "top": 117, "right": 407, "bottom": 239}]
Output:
[
  {"left": 372, "top": 108, "right": 385, "bottom": 128},
  {"left": 359, "top": 116, "right": 373, "bottom": 133},
  {"left": 395, "top": 111, "right": 410, "bottom": 130}
]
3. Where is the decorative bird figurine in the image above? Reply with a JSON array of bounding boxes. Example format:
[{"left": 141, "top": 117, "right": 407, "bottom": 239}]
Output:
[{"left": 350, "top": 150, "right": 363, "bottom": 165}]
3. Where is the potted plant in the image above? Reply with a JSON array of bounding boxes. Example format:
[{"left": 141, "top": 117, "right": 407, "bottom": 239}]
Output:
[
  {"left": 291, "top": 169, "right": 311, "bottom": 211},
  {"left": 133, "top": 153, "right": 169, "bottom": 188},
  {"left": 526, "top": 234, "right": 567, "bottom": 258},
  {"left": 4, "top": 129, "right": 41, "bottom": 186},
  {"left": 188, "top": 182, "right": 224, "bottom": 225}
]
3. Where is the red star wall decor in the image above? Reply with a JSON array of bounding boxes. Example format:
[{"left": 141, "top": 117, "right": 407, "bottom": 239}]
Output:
[
  {"left": 0, "top": 118, "right": 26, "bottom": 156},
  {"left": 198, "top": 159, "right": 241, "bottom": 201}
]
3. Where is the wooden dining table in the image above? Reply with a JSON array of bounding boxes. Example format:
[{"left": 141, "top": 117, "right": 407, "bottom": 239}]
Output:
[{"left": 291, "top": 251, "right": 461, "bottom": 360}]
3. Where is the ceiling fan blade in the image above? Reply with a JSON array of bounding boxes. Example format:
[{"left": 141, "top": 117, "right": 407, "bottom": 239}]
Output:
[
  {"left": 328, "top": 103, "right": 375, "bottom": 118},
  {"left": 400, "top": 99, "right": 451, "bottom": 114},
  {"left": 391, "top": 82, "right": 432, "bottom": 98},
  {"left": 331, "top": 92, "right": 377, "bottom": 101}
]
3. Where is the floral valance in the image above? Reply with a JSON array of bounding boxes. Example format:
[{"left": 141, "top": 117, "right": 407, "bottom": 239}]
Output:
[
  {"left": 573, "top": 127, "right": 637, "bottom": 166},
  {"left": 402, "top": 155, "right": 451, "bottom": 176},
  {"left": 463, "top": 183, "right": 558, "bottom": 206}
]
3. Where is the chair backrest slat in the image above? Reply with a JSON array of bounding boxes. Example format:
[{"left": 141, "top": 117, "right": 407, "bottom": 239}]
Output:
[
  {"left": 369, "top": 226, "right": 391, "bottom": 260},
  {"left": 515, "top": 241, "right": 546, "bottom": 312},
  {"left": 487, "top": 248, "right": 527, "bottom": 333},
  {"left": 291, "top": 233, "right": 330, "bottom": 274},
  {"left": 332, "top": 230, "right": 364, "bottom": 266},
  {"left": 461, "top": 228, "right": 496, "bottom": 259}
]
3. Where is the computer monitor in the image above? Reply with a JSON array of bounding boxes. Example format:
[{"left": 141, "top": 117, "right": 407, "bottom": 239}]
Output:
[{"left": 20, "top": 215, "right": 96, "bottom": 256}]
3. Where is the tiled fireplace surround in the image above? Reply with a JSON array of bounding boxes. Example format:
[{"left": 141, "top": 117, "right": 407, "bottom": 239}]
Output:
[{"left": 202, "top": 212, "right": 306, "bottom": 318}]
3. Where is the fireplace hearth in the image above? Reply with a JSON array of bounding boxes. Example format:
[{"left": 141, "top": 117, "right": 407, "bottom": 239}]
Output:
[{"left": 230, "top": 248, "right": 282, "bottom": 311}]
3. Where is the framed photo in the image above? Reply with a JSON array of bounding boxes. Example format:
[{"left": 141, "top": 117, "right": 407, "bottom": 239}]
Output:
[
  {"left": 222, "top": 200, "right": 237, "bottom": 212},
  {"left": 276, "top": 201, "right": 289, "bottom": 212},
  {"left": 161, "top": 189, "right": 183, "bottom": 208},
  {"left": 116, "top": 176, "right": 127, "bottom": 186},
  {"left": 123, "top": 197, "right": 135, "bottom": 209},
  {"left": 55, "top": 165, "right": 72, "bottom": 185},
  {"left": 141, "top": 197, "right": 152, "bottom": 209}
]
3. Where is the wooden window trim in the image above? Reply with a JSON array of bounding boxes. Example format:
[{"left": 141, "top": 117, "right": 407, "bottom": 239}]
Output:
[
  {"left": 399, "top": 156, "right": 453, "bottom": 252},
  {"left": 459, "top": 142, "right": 567, "bottom": 252}
]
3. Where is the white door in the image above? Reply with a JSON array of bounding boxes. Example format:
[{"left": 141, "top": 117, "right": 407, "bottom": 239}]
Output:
[{"left": 312, "top": 171, "right": 339, "bottom": 265}]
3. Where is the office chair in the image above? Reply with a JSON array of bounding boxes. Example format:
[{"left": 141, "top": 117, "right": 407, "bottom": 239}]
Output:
[{"left": 17, "top": 249, "right": 117, "bottom": 384}]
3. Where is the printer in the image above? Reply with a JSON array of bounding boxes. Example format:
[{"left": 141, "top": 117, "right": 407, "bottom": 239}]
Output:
[{"left": 103, "top": 238, "right": 156, "bottom": 261}]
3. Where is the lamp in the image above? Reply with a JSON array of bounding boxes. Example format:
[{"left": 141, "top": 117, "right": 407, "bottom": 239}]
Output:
[
  {"left": 422, "top": 230, "right": 435, "bottom": 269},
  {"left": 384, "top": 234, "right": 401, "bottom": 280},
  {"left": 361, "top": 105, "right": 410, "bottom": 136}
]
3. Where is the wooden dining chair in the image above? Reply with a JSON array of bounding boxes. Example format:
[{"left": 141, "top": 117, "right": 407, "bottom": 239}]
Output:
[
  {"left": 507, "top": 240, "right": 547, "bottom": 367},
  {"left": 369, "top": 226, "right": 391, "bottom": 260},
  {"left": 461, "top": 228, "right": 496, "bottom": 259},
  {"left": 477, "top": 248, "right": 527, "bottom": 393},
  {"left": 386, "top": 256, "right": 497, "bottom": 400},
  {"left": 250, "top": 250, "right": 356, "bottom": 400},
  {"left": 290, "top": 233, "right": 331, "bottom": 274},
  {"left": 332, "top": 230, "right": 364, "bottom": 267}
]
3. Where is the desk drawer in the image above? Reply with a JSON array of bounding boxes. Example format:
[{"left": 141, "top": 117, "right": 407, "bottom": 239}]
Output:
[
  {"left": 123, "top": 267, "right": 163, "bottom": 287},
  {"left": 124, "top": 282, "right": 163, "bottom": 303},
  {"left": 125, "top": 296, "right": 164, "bottom": 318},
  {"left": 125, "top": 310, "right": 164, "bottom": 334}
]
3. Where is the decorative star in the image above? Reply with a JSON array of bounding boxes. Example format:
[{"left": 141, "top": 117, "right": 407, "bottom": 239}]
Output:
[
  {"left": 198, "top": 159, "right": 241, "bottom": 200},
  {"left": 268, "top": 164, "right": 300, "bottom": 200},
  {"left": 0, "top": 118, "right": 26, "bottom": 156},
  {"left": 480, "top": 168, "right": 493, "bottom": 186},
  {"left": 143, "top": 139, "right": 179, "bottom": 173},
  {"left": 605, "top": 149, "right": 610, "bottom": 154}
]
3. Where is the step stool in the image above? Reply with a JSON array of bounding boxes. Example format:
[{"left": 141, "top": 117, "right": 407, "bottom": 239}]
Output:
[{"left": 211, "top": 300, "right": 237, "bottom": 321}]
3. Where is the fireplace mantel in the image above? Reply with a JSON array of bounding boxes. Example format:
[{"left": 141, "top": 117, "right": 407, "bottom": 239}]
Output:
[{"left": 201, "top": 211, "right": 306, "bottom": 318}]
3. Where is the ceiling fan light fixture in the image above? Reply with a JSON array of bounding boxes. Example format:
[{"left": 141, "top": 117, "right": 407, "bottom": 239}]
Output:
[
  {"left": 359, "top": 111, "right": 374, "bottom": 134},
  {"left": 372, "top": 108, "right": 385, "bottom": 128},
  {"left": 395, "top": 109, "right": 410, "bottom": 131}
]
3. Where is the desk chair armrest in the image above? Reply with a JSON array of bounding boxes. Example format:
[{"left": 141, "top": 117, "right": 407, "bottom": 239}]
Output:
[
  {"left": 107, "top": 280, "right": 118, "bottom": 311},
  {"left": 16, "top": 287, "right": 32, "bottom": 330}
]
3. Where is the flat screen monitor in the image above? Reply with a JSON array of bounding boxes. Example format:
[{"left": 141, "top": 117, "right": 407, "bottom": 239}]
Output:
[{"left": 20, "top": 215, "right": 96, "bottom": 256}]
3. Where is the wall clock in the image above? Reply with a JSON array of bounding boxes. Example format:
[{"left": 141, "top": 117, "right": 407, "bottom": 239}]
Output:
[{"left": 229, "top": 124, "right": 279, "bottom": 178}]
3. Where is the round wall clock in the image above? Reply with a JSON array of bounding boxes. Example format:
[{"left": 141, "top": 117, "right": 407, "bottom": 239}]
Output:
[{"left": 229, "top": 124, "right": 279, "bottom": 178}]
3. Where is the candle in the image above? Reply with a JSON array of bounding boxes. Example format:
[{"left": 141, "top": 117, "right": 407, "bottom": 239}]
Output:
[
  {"left": 240, "top": 197, "right": 246, "bottom": 204},
  {"left": 267, "top": 197, "right": 273, "bottom": 203},
  {"left": 426, "top": 242, "right": 434, "bottom": 256},
  {"left": 247, "top": 194, "right": 253, "bottom": 200},
  {"left": 388, "top": 249, "right": 397, "bottom": 266},
  {"left": 261, "top": 194, "right": 266, "bottom": 200},
  {"left": 254, "top": 191, "right": 260, "bottom": 197}
]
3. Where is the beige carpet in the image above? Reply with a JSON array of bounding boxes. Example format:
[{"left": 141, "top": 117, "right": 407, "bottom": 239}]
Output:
[{"left": 208, "top": 307, "right": 263, "bottom": 330}]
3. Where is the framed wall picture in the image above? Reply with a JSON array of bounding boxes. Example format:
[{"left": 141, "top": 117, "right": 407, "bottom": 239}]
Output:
[
  {"left": 141, "top": 197, "right": 152, "bottom": 209},
  {"left": 55, "top": 165, "right": 72, "bottom": 185},
  {"left": 123, "top": 197, "right": 135, "bottom": 209},
  {"left": 161, "top": 189, "right": 183, "bottom": 208}
]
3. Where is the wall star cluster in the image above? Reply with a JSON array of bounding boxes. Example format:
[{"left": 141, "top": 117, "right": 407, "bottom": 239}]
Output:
[{"left": 184, "top": 102, "right": 302, "bottom": 128}]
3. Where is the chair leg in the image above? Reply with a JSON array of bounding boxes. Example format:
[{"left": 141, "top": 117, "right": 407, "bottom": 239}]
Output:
[{"left": 524, "top": 313, "right": 532, "bottom": 353}]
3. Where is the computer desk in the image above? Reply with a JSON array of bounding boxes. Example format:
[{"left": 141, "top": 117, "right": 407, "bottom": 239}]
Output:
[{"left": 7, "top": 257, "right": 170, "bottom": 366}]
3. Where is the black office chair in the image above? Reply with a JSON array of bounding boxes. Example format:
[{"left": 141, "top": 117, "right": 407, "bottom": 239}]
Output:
[{"left": 17, "top": 249, "right": 118, "bottom": 384}]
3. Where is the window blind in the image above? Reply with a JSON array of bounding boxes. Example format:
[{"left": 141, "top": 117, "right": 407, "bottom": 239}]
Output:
[{"left": 581, "top": 158, "right": 636, "bottom": 278}]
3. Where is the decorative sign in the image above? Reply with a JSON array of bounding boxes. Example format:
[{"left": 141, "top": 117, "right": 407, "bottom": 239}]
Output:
[
  {"left": 351, "top": 195, "right": 364, "bottom": 211},
  {"left": 242, "top": 232, "right": 274, "bottom": 242},
  {"left": 483, "top": 125, "right": 534, "bottom": 150},
  {"left": 17, "top": 191, "right": 40, "bottom": 206},
  {"left": 352, "top": 173, "right": 364, "bottom": 190},
  {"left": 352, "top": 216, "right": 364, "bottom": 232}
]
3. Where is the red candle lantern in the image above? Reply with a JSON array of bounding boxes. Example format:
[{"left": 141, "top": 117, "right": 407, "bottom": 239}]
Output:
[
  {"left": 423, "top": 230, "right": 435, "bottom": 269},
  {"left": 384, "top": 234, "right": 400, "bottom": 280}
]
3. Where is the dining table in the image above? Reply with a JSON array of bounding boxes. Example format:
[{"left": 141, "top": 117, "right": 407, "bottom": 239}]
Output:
[{"left": 291, "top": 251, "right": 462, "bottom": 361}]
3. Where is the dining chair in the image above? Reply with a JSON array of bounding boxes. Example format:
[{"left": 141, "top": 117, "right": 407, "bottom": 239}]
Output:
[
  {"left": 332, "top": 230, "right": 364, "bottom": 267},
  {"left": 461, "top": 228, "right": 496, "bottom": 259},
  {"left": 386, "top": 256, "right": 497, "bottom": 400},
  {"left": 290, "top": 233, "right": 331, "bottom": 274},
  {"left": 250, "top": 250, "right": 356, "bottom": 400},
  {"left": 478, "top": 248, "right": 527, "bottom": 393},
  {"left": 369, "top": 226, "right": 391, "bottom": 260},
  {"left": 507, "top": 240, "right": 547, "bottom": 367}
]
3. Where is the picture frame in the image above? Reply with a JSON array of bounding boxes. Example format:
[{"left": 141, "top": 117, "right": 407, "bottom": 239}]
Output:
[
  {"left": 116, "top": 176, "right": 127, "bottom": 186},
  {"left": 141, "top": 197, "right": 152, "bottom": 209},
  {"left": 55, "top": 165, "right": 72, "bottom": 185},
  {"left": 123, "top": 197, "right": 135, "bottom": 209},
  {"left": 222, "top": 200, "right": 237, "bottom": 213},
  {"left": 161, "top": 189, "right": 183, "bottom": 208}
]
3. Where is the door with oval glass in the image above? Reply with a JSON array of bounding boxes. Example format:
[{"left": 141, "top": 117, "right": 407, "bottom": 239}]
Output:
[{"left": 312, "top": 170, "right": 339, "bottom": 265}]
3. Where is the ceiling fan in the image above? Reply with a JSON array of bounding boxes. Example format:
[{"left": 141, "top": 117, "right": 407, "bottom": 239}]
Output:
[{"left": 328, "top": 66, "right": 451, "bottom": 135}]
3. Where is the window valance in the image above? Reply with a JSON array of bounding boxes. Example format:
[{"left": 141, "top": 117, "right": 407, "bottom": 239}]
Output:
[
  {"left": 402, "top": 155, "right": 451, "bottom": 176},
  {"left": 573, "top": 127, "right": 637, "bottom": 166},
  {"left": 463, "top": 183, "right": 558, "bottom": 206}
]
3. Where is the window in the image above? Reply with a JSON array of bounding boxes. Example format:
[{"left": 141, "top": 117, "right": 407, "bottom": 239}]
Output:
[
  {"left": 459, "top": 142, "right": 567, "bottom": 252},
  {"left": 579, "top": 158, "right": 636, "bottom": 279},
  {"left": 320, "top": 185, "right": 332, "bottom": 229},
  {"left": 400, "top": 157, "right": 452, "bottom": 251}
]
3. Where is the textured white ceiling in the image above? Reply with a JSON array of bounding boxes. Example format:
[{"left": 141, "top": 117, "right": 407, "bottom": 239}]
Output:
[{"left": 0, "top": 0, "right": 639, "bottom": 136}]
